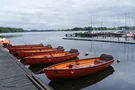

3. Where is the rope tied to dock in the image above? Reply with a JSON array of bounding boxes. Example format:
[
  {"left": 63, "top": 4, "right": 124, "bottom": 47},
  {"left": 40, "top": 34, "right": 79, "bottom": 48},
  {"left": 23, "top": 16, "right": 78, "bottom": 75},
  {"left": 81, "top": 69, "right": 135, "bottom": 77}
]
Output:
[{"left": 35, "top": 69, "right": 44, "bottom": 74}]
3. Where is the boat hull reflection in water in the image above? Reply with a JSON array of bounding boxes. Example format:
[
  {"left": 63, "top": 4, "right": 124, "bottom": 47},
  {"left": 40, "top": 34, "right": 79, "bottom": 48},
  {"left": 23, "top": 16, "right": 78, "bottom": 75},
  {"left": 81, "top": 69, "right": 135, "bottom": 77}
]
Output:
[{"left": 49, "top": 66, "right": 114, "bottom": 90}]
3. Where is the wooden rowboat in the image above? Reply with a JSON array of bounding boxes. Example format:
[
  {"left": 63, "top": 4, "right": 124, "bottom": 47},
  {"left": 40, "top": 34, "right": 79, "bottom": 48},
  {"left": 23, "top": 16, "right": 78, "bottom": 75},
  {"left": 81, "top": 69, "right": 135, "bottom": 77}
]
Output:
[
  {"left": 8, "top": 45, "right": 52, "bottom": 54},
  {"left": 43, "top": 54, "right": 114, "bottom": 80},
  {"left": 14, "top": 46, "right": 65, "bottom": 59},
  {"left": 20, "top": 49, "right": 79, "bottom": 65},
  {"left": 49, "top": 66, "right": 114, "bottom": 90},
  {"left": 6, "top": 43, "right": 44, "bottom": 49}
]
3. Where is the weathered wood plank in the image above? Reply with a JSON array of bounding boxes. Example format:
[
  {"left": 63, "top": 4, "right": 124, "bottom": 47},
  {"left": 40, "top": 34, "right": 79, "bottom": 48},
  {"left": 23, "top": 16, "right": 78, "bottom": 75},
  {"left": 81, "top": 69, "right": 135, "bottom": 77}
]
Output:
[{"left": 0, "top": 46, "right": 52, "bottom": 90}]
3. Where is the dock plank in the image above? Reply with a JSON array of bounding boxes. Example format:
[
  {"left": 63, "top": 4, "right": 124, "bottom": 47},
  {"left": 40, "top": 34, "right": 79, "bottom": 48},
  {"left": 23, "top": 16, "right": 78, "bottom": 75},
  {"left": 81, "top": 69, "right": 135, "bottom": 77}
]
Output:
[{"left": 0, "top": 46, "right": 52, "bottom": 90}]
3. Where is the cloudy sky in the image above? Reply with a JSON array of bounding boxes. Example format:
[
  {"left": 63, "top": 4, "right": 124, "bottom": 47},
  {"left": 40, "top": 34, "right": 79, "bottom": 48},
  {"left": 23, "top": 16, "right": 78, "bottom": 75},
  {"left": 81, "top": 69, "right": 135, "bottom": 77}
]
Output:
[{"left": 0, "top": 0, "right": 135, "bottom": 30}]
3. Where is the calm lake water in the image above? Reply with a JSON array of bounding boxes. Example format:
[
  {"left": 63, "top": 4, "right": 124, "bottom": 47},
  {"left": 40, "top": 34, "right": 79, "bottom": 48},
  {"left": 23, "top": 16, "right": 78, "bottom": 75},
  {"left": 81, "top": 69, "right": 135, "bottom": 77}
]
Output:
[{"left": 1, "top": 31, "right": 135, "bottom": 90}]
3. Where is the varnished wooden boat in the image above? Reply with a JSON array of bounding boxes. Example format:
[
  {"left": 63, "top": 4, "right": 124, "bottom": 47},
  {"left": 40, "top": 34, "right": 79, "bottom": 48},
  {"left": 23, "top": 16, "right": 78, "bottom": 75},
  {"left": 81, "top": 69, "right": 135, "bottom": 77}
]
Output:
[
  {"left": 20, "top": 49, "right": 79, "bottom": 65},
  {"left": 43, "top": 54, "right": 114, "bottom": 80},
  {"left": 8, "top": 45, "right": 52, "bottom": 54},
  {"left": 14, "top": 46, "right": 65, "bottom": 59},
  {"left": 49, "top": 66, "right": 114, "bottom": 90},
  {"left": 6, "top": 43, "right": 44, "bottom": 49}
]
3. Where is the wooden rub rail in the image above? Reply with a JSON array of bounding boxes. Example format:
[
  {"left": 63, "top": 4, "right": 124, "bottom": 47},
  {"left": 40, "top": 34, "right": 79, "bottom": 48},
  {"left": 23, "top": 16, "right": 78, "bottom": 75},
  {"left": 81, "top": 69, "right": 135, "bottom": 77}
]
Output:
[
  {"left": 63, "top": 37, "right": 135, "bottom": 44},
  {"left": 0, "top": 46, "right": 53, "bottom": 90}
]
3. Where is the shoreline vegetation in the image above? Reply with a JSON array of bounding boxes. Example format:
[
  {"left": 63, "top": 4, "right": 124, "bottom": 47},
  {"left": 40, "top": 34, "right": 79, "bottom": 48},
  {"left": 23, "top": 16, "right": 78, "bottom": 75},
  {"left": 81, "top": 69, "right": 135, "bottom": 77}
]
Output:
[
  {"left": 0, "top": 27, "right": 24, "bottom": 33},
  {"left": 0, "top": 26, "right": 135, "bottom": 33}
]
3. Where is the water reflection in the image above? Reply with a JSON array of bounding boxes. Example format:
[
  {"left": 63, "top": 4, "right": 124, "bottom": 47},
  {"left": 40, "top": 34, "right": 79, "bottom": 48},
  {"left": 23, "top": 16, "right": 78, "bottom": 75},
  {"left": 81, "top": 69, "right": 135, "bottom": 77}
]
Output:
[{"left": 49, "top": 66, "right": 115, "bottom": 90}]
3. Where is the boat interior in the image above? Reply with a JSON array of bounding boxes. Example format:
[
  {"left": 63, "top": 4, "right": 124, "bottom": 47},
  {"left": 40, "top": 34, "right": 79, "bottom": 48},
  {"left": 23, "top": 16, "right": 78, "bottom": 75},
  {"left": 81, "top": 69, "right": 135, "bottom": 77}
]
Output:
[
  {"left": 46, "top": 57, "right": 106, "bottom": 69},
  {"left": 27, "top": 52, "right": 71, "bottom": 58},
  {"left": 18, "top": 49, "right": 55, "bottom": 53},
  {"left": 9, "top": 46, "right": 50, "bottom": 49}
]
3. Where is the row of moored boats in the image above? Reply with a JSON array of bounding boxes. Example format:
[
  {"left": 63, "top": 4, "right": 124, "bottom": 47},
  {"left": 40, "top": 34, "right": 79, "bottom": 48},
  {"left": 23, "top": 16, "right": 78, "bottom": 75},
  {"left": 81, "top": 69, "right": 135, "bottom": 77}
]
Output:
[{"left": 5, "top": 43, "right": 114, "bottom": 80}]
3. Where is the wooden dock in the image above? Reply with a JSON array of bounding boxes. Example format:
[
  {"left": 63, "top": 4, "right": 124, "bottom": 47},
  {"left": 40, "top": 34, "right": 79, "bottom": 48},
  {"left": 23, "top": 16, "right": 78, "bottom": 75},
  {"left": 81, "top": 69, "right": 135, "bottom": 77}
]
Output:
[
  {"left": 0, "top": 46, "right": 53, "bottom": 90},
  {"left": 63, "top": 37, "right": 135, "bottom": 44}
]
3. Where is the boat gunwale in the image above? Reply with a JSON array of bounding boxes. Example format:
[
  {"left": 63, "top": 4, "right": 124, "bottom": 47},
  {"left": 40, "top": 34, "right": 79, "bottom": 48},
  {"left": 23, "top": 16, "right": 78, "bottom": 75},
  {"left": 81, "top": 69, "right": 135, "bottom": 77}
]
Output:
[
  {"left": 24, "top": 52, "right": 79, "bottom": 59},
  {"left": 8, "top": 46, "right": 51, "bottom": 50},
  {"left": 43, "top": 58, "right": 114, "bottom": 71},
  {"left": 15, "top": 48, "right": 65, "bottom": 53}
]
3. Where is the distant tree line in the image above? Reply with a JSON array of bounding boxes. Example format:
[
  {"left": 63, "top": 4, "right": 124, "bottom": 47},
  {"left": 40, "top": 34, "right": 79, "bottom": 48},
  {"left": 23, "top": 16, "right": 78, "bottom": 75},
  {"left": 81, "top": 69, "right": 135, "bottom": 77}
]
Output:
[
  {"left": 28, "top": 26, "right": 118, "bottom": 32},
  {"left": 0, "top": 27, "right": 24, "bottom": 33},
  {"left": 130, "top": 26, "right": 135, "bottom": 30},
  {"left": 70, "top": 26, "right": 117, "bottom": 30},
  {"left": 70, "top": 26, "right": 135, "bottom": 31},
  {"left": 1, "top": 26, "right": 135, "bottom": 33}
]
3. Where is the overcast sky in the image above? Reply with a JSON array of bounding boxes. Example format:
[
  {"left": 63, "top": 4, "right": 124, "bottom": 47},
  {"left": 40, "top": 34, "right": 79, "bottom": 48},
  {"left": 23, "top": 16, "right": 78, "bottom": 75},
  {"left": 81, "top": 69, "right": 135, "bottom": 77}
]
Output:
[{"left": 0, "top": 0, "right": 135, "bottom": 30}]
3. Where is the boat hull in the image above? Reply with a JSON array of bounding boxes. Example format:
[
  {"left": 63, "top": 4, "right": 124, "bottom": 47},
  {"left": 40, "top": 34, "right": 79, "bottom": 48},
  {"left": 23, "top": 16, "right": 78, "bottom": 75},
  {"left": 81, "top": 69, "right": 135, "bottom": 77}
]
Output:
[
  {"left": 9, "top": 47, "right": 52, "bottom": 54},
  {"left": 21, "top": 53, "right": 79, "bottom": 65},
  {"left": 6, "top": 44, "right": 44, "bottom": 49},
  {"left": 44, "top": 59, "right": 114, "bottom": 80},
  {"left": 49, "top": 66, "right": 114, "bottom": 90},
  {"left": 14, "top": 49, "right": 64, "bottom": 59}
]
